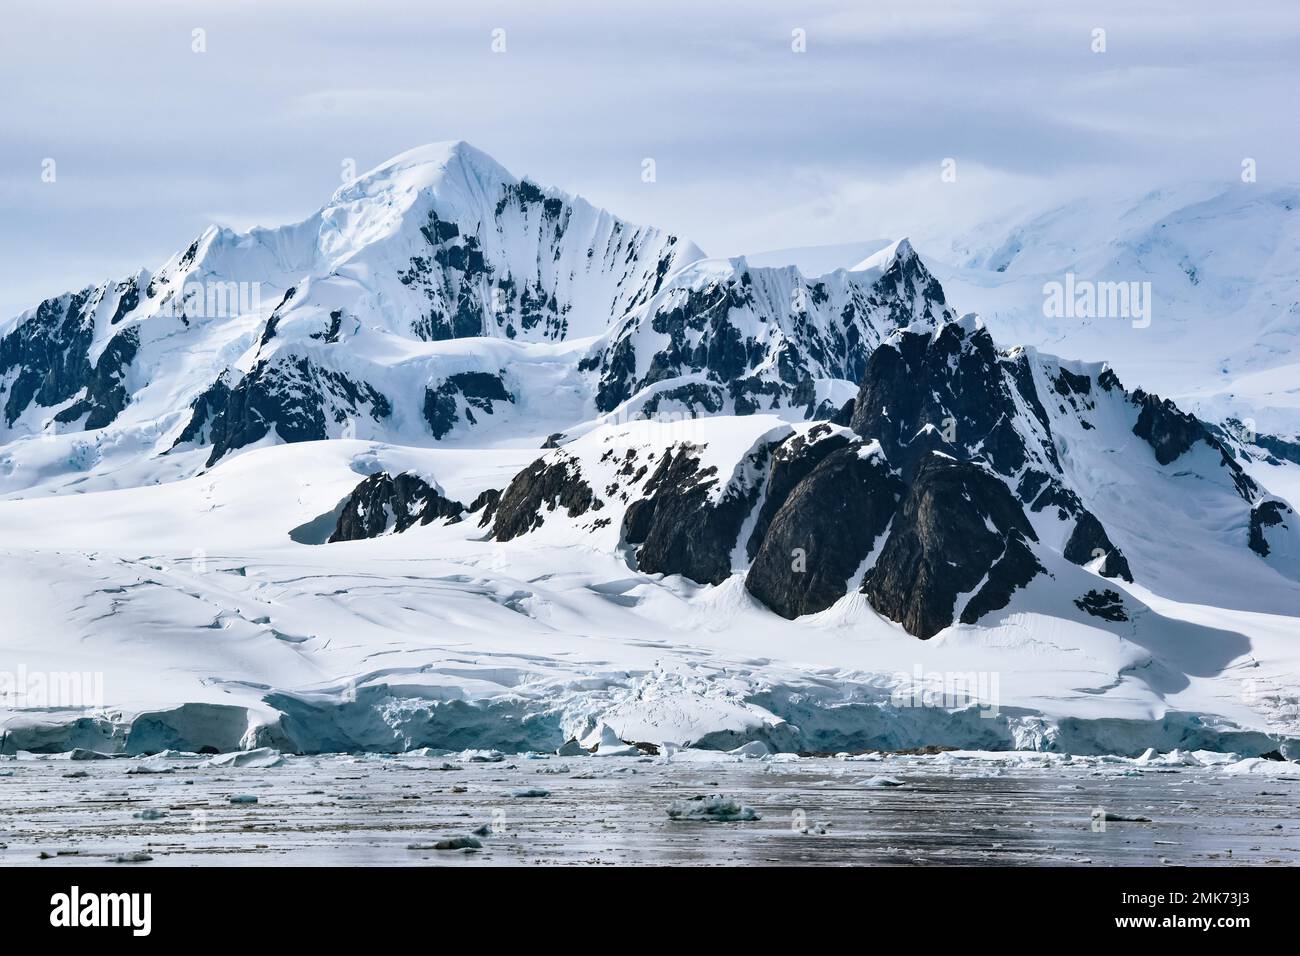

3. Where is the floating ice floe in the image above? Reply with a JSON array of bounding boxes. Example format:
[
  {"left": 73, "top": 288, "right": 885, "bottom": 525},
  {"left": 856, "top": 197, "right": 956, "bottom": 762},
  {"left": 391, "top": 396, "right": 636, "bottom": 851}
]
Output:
[
  {"left": 204, "top": 747, "right": 284, "bottom": 769},
  {"left": 860, "top": 775, "right": 907, "bottom": 788},
  {"left": 583, "top": 723, "right": 640, "bottom": 757},
  {"left": 666, "top": 795, "right": 761, "bottom": 822}
]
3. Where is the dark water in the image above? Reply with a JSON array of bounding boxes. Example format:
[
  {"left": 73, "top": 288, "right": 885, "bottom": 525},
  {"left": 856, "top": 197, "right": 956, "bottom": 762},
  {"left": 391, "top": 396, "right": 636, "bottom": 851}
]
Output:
[{"left": 1, "top": 752, "right": 1297, "bottom": 866}]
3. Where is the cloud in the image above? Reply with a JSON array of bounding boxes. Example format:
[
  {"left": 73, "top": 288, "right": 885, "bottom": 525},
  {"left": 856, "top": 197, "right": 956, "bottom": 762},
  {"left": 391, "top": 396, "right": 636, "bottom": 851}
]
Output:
[{"left": 1, "top": 0, "right": 1297, "bottom": 316}]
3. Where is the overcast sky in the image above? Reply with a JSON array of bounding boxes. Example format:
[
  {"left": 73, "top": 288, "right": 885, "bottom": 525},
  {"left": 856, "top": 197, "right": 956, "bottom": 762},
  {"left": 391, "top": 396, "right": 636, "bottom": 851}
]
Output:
[{"left": 2, "top": 0, "right": 1298, "bottom": 317}]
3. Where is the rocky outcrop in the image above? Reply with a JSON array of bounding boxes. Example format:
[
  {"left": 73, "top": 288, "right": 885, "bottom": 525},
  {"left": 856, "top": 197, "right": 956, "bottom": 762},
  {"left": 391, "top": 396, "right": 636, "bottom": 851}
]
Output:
[
  {"left": 1130, "top": 390, "right": 1207, "bottom": 465},
  {"left": 1063, "top": 510, "right": 1134, "bottom": 582},
  {"left": 1074, "top": 588, "right": 1128, "bottom": 622},
  {"left": 1248, "top": 499, "right": 1293, "bottom": 558},
  {"left": 0, "top": 287, "right": 140, "bottom": 431},
  {"left": 588, "top": 242, "right": 953, "bottom": 420},
  {"left": 622, "top": 443, "right": 765, "bottom": 586},
  {"left": 745, "top": 443, "right": 904, "bottom": 618},
  {"left": 60, "top": 327, "right": 139, "bottom": 429},
  {"left": 862, "top": 455, "right": 1043, "bottom": 639},
  {"left": 743, "top": 424, "right": 854, "bottom": 560},
  {"left": 849, "top": 319, "right": 1056, "bottom": 481},
  {"left": 423, "top": 371, "right": 514, "bottom": 439},
  {"left": 329, "top": 472, "right": 465, "bottom": 542},
  {"left": 468, "top": 488, "right": 502, "bottom": 528},
  {"left": 177, "top": 358, "right": 393, "bottom": 466},
  {"left": 491, "top": 454, "right": 598, "bottom": 542},
  {"left": 1, "top": 290, "right": 96, "bottom": 426}
]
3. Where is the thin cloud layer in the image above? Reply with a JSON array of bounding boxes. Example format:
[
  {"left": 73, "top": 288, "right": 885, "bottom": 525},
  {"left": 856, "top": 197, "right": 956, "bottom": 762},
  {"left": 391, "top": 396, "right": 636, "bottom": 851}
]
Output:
[{"left": 1, "top": 0, "right": 1297, "bottom": 316}]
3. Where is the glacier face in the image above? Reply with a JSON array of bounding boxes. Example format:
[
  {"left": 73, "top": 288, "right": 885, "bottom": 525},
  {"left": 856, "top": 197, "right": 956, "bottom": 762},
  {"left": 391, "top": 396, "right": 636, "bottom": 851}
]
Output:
[{"left": 1, "top": 142, "right": 1299, "bottom": 758}]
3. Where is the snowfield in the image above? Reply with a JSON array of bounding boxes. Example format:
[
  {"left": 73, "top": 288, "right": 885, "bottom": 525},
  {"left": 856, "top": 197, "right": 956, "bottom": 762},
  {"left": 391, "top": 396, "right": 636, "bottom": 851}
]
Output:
[{"left": 1, "top": 435, "right": 1297, "bottom": 757}]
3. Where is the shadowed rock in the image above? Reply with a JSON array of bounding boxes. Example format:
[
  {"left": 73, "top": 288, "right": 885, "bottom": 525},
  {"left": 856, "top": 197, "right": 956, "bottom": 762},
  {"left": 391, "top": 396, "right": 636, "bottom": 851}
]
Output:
[
  {"left": 863, "top": 455, "right": 1042, "bottom": 639},
  {"left": 1249, "top": 499, "right": 1293, "bottom": 557},
  {"left": 491, "top": 454, "right": 597, "bottom": 542},
  {"left": 329, "top": 472, "right": 464, "bottom": 542},
  {"left": 623, "top": 443, "right": 765, "bottom": 585},
  {"left": 1063, "top": 510, "right": 1134, "bottom": 582},
  {"left": 745, "top": 442, "right": 904, "bottom": 618}
]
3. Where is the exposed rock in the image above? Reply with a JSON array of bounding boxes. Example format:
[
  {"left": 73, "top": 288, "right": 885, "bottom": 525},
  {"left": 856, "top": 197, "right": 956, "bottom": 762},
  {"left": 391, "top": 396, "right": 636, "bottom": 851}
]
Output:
[
  {"left": 177, "top": 357, "right": 392, "bottom": 465},
  {"left": 491, "top": 454, "right": 597, "bottom": 542},
  {"left": 1130, "top": 392, "right": 1258, "bottom": 503},
  {"left": 829, "top": 397, "right": 856, "bottom": 426},
  {"left": 1063, "top": 510, "right": 1134, "bottom": 582},
  {"left": 423, "top": 371, "right": 514, "bottom": 439},
  {"left": 469, "top": 488, "right": 502, "bottom": 527},
  {"left": 1131, "top": 389, "right": 1206, "bottom": 465},
  {"left": 959, "top": 533, "right": 1045, "bottom": 626},
  {"left": 1249, "top": 499, "right": 1293, "bottom": 557},
  {"left": 744, "top": 424, "right": 854, "bottom": 560},
  {"left": 589, "top": 242, "right": 952, "bottom": 419},
  {"left": 745, "top": 443, "right": 903, "bottom": 618},
  {"left": 863, "top": 455, "right": 1042, "bottom": 639},
  {"left": 1074, "top": 588, "right": 1129, "bottom": 622},
  {"left": 1241, "top": 426, "right": 1300, "bottom": 466},
  {"left": 849, "top": 320, "right": 1056, "bottom": 482},
  {"left": 0, "top": 289, "right": 95, "bottom": 426},
  {"left": 623, "top": 442, "right": 766, "bottom": 585},
  {"left": 0, "top": 287, "right": 141, "bottom": 431},
  {"left": 329, "top": 472, "right": 465, "bottom": 542}
]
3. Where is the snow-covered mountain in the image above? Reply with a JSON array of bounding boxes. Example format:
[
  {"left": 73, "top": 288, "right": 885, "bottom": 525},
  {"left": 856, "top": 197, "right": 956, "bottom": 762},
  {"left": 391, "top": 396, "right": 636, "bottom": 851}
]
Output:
[
  {"left": 2, "top": 143, "right": 1298, "bottom": 759},
  {"left": 0, "top": 142, "right": 947, "bottom": 484},
  {"left": 767, "top": 184, "right": 1300, "bottom": 440}
]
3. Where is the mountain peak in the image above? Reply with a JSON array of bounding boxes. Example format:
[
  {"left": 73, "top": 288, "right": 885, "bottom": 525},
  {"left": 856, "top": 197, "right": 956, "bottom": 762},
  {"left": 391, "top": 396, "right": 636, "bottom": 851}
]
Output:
[
  {"left": 351, "top": 140, "right": 518, "bottom": 195},
  {"left": 322, "top": 141, "right": 520, "bottom": 238},
  {"left": 849, "top": 237, "right": 917, "bottom": 277}
]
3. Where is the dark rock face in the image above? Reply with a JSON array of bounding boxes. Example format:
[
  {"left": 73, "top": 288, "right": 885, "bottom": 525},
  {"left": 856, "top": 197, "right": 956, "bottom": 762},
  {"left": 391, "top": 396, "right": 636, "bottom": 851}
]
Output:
[
  {"left": 399, "top": 192, "right": 688, "bottom": 344},
  {"left": 0, "top": 287, "right": 142, "bottom": 432},
  {"left": 1, "top": 290, "right": 94, "bottom": 426},
  {"left": 849, "top": 322, "right": 1056, "bottom": 482},
  {"left": 1248, "top": 499, "right": 1292, "bottom": 557},
  {"left": 491, "top": 455, "right": 598, "bottom": 542},
  {"left": 1074, "top": 588, "right": 1129, "bottom": 622},
  {"left": 1130, "top": 392, "right": 1259, "bottom": 503},
  {"left": 589, "top": 244, "right": 952, "bottom": 419},
  {"left": 176, "top": 358, "right": 392, "bottom": 466},
  {"left": 1063, "top": 510, "right": 1134, "bottom": 582},
  {"left": 958, "top": 534, "right": 1045, "bottom": 626},
  {"left": 744, "top": 424, "right": 853, "bottom": 560},
  {"left": 622, "top": 443, "right": 765, "bottom": 586},
  {"left": 862, "top": 455, "right": 1043, "bottom": 640},
  {"left": 51, "top": 325, "right": 140, "bottom": 430},
  {"left": 423, "top": 371, "right": 514, "bottom": 439},
  {"left": 1242, "top": 426, "right": 1300, "bottom": 466},
  {"left": 468, "top": 488, "right": 502, "bottom": 528},
  {"left": 1131, "top": 390, "right": 1206, "bottom": 465},
  {"left": 829, "top": 398, "right": 855, "bottom": 427},
  {"left": 329, "top": 472, "right": 465, "bottom": 542},
  {"left": 745, "top": 444, "right": 904, "bottom": 618}
]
